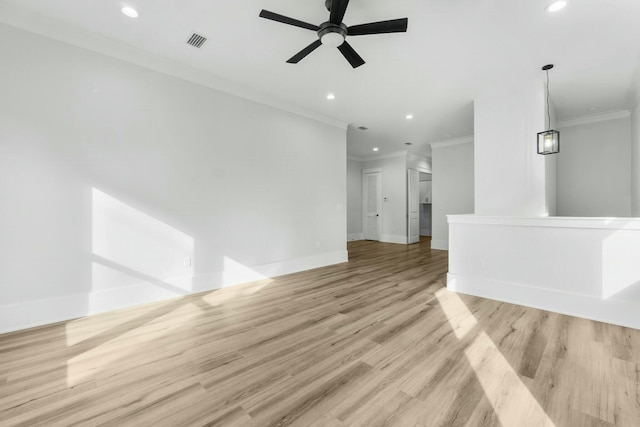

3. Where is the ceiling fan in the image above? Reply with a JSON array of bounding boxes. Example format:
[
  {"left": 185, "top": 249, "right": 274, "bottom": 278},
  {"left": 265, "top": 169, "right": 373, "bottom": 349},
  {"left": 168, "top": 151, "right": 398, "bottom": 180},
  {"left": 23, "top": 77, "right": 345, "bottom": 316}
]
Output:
[{"left": 259, "top": 0, "right": 408, "bottom": 68}]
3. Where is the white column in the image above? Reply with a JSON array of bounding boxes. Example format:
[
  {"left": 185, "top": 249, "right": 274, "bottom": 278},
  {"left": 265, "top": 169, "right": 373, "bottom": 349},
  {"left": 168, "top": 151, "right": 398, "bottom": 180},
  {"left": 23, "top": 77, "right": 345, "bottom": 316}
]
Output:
[{"left": 474, "top": 77, "right": 555, "bottom": 216}]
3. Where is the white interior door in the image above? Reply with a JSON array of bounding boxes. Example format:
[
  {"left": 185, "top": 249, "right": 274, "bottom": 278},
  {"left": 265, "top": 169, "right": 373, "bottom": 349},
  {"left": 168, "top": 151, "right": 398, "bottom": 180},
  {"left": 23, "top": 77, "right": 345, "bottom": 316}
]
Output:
[
  {"left": 407, "top": 168, "right": 419, "bottom": 244},
  {"left": 363, "top": 171, "right": 381, "bottom": 241}
]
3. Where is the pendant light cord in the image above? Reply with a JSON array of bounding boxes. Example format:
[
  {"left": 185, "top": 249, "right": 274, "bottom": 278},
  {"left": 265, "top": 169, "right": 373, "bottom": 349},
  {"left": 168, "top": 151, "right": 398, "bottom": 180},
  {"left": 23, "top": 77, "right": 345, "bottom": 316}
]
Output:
[{"left": 546, "top": 70, "right": 551, "bottom": 131}]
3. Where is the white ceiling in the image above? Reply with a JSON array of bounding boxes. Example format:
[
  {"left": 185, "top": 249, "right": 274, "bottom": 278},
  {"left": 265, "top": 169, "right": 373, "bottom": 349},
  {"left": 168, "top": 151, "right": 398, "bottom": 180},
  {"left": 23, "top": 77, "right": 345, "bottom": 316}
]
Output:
[{"left": 3, "top": 0, "right": 640, "bottom": 159}]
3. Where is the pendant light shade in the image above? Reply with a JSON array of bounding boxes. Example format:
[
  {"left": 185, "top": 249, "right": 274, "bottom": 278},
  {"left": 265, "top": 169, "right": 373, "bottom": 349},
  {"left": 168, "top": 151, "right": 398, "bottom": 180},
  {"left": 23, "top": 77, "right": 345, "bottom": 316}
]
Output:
[
  {"left": 538, "top": 64, "right": 560, "bottom": 155},
  {"left": 537, "top": 129, "right": 560, "bottom": 155}
]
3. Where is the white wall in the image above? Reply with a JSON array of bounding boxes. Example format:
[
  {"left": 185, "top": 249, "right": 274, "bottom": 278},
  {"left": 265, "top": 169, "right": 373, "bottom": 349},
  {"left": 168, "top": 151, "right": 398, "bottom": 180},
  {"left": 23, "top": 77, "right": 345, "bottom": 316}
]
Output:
[
  {"left": 362, "top": 154, "right": 407, "bottom": 244},
  {"left": 431, "top": 141, "right": 475, "bottom": 249},
  {"left": 0, "top": 24, "right": 347, "bottom": 333},
  {"left": 347, "top": 159, "right": 363, "bottom": 240},
  {"left": 632, "top": 102, "right": 640, "bottom": 216},
  {"left": 557, "top": 118, "right": 631, "bottom": 217}
]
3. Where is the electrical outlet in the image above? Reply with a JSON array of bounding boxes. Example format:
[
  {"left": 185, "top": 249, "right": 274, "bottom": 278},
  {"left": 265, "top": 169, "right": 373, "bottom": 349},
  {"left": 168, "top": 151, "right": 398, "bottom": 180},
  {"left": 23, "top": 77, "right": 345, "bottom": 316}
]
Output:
[{"left": 183, "top": 257, "right": 192, "bottom": 268}]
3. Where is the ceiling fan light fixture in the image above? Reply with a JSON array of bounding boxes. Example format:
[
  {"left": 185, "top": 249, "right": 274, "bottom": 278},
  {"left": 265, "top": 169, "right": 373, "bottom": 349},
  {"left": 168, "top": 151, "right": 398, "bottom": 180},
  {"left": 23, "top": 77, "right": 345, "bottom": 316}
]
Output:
[
  {"left": 121, "top": 6, "right": 139, "bottom": 18},
  {"left": 546, "top": 1, "right": 567, "bottom": 13},
  {"left": 320, "top": 32, "right": 345, "bottom": 48}
]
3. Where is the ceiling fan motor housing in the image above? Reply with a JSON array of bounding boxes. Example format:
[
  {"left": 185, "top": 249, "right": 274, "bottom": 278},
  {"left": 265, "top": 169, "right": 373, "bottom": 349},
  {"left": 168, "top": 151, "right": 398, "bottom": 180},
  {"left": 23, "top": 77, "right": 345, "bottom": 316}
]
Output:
[{"left": 318, "top": 22, "right": 347, "bottom": 47}]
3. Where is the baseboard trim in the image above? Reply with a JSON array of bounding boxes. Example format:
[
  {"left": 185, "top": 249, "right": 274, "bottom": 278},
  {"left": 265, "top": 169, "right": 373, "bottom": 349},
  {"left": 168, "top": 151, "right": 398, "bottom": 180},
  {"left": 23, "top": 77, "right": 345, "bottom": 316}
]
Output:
[
  {"left": 0, "top": 250, "right": 348, "bottom": 334},
  {"left": 380, "top": 234, "right": 407, "bottom": 245},
  {"left": 447, "top": 273, "right": 640, "bottom": 330},
  {"left": 347, "top": 233, "right": 364, "bottom": 241},
  {"left": 430, "top": 239, "right": 449, "bottom": 250}
]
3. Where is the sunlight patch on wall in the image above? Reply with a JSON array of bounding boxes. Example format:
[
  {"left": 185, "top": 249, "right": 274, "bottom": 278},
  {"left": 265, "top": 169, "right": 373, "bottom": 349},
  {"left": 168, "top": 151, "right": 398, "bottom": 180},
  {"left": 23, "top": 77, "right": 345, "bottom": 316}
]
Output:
[
  {"left": 199, "top": 257, "right": 273, "bottom": 307},
  {"left": 464, "top": 331, "right": 556, "bottom": 427},
  {"left": 221, "top": 256, "right": 268, "bottom": 288},
  {"left": 91, "top": 260, "right": 142, "bottom": 292},
  {"left": 602, "top": 229, "right": 640, "bottom": 299},
  {"left": 91, "top": 188, "right": 195, "bottom": 301}
]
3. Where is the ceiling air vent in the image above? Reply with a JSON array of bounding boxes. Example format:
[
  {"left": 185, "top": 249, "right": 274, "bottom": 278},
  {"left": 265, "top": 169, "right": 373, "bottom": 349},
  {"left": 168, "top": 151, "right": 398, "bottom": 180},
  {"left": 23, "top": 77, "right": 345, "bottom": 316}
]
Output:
[
  {"left": 187, "top": 33, "right": 207, "bottom": 48},
  {"left": 357, "top": 126, "right": 368, "bottom": 131}
]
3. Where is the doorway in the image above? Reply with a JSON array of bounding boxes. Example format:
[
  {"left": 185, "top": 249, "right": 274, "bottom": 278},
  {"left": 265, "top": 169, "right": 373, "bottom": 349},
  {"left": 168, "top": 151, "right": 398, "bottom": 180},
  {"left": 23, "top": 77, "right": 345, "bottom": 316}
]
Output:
[
  {"left": 407, "top": 169, "right": 432, "bottom": 244},
  {"left": 418, "top": 171, "right": 432, "bottom": 238},
  {"left": 407, "top": 169, "right": 420, "bottom": 244}
]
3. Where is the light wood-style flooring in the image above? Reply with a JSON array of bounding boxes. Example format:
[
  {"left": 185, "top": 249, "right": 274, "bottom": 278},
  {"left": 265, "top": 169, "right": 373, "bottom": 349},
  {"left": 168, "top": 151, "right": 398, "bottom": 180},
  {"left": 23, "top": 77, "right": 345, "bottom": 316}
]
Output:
[{"left": 1, "top": 238, "right": 640, "bottom": 426}]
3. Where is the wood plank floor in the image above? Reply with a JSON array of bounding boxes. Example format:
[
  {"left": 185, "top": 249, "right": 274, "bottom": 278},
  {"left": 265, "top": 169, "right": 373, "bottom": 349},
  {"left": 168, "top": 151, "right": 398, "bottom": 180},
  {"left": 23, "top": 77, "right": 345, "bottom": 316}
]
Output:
[{"left": 1, "top": 238, "right": 639, "bottom": 426}]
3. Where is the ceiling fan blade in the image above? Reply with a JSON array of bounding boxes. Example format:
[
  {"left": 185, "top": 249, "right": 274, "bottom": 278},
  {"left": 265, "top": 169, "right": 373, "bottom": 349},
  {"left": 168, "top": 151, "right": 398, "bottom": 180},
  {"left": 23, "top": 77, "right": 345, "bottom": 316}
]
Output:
[
  {"left": 259, "top": 10, "right": 319, "bottom": 31},
  {"left": 287, "top": 39, "right": 323, "bottom": 64},
  {"left": 348, "top": 18, "right": 408, "bottom": 36},
  {"left": 337, "top": 41, "right": 365, "bottom": 68},
  {"left": 329, "top": 0, "right": 350, "bottom": 25}
]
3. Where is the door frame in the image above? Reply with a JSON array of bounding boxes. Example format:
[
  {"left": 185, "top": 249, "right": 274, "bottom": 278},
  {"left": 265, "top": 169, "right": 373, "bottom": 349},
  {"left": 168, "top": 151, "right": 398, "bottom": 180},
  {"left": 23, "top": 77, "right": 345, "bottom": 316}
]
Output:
[
  {"left": 407, "top": 168, "right": 420, "bottom": 244},
  {"left": 407, "top": 167, "right": 432, "bottom": 243},
  {"left": 362, "top": 168, "right": 382, "bottom": 241}
]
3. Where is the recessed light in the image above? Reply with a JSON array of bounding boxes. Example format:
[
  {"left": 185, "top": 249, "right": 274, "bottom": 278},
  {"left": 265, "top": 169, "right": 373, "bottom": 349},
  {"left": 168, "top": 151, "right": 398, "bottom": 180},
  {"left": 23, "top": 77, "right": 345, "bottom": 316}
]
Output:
[
  {"left": 121, "top": 6, "right": 139, "bottom": 18},
  {"left": 326, "top": 93, "right": 336, "bottom": 100},
  {"left": 373, "top": 148, "right": 379, "bottom": 152},
  {"left": 546, "top": 1, "right": 567, "bottom": 12},
  {"left": 405, "top": 114, "right": 414, "bottom": 120},
  {"left": 404, "top": 142, "right": 413, "bottom": 146}
]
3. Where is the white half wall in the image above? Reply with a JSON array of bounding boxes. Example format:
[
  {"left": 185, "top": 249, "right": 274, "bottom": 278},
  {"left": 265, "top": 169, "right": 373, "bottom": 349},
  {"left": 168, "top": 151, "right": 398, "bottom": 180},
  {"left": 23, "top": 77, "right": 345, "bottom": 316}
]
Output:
[
  {"left": 431, "top": 140, "right": 474, "bottom": 250},
  {"left": 557, "top": 117, "right": 631, "bottom": 217},
  {"left": 347, "top": 159, "right": 363, "bottom": 240},
  {"left": 0, "top": 23, "right": 347, "bottom": 333},
  {"left": 448, "top": 215, "right": 640, "bottom": 330}
]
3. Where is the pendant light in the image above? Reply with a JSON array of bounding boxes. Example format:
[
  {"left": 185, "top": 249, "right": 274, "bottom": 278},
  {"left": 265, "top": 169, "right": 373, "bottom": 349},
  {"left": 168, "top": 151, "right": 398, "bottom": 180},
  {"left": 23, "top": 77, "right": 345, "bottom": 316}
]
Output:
[{"left": 537, "top": 64, "right": 560, "bottom": 155}]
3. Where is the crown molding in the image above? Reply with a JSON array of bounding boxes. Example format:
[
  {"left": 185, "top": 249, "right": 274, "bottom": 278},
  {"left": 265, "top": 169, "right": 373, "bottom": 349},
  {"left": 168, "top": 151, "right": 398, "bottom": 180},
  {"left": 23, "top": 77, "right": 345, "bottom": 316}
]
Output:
[
  {"left": 407, "top": 150, "right": 431, "bottom": 160},
  {"left": 430, "top": 136, "right": 474, "bottom": 149},
  {"left": 355, "top": 150, "right": 408, "bottom": 163},
  {"left": 349, "top": 148, "right": 431, "bottom": 163},
  {"left": 0, "top": 4, "right": 348, "bottom": 131},
  {"left": 557, "top": 110, "right": 631, "bottom": 129}
]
